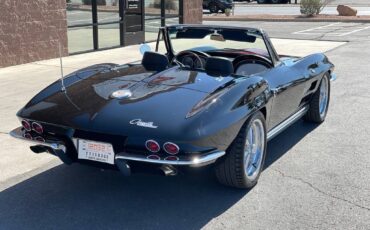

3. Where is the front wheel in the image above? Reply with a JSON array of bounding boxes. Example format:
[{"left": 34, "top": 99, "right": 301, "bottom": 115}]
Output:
[
  {"left": 304, "top": 73, "right": 331, "bottom": 123},
  {"left": 271, "top": 0, "right": 281, "bottom": 3},
  {"left": 257, "top": 0, "right": 269, "bottom": 4},
  {"left": 215, "top": 111, "right": 267, "bottom": 189}
]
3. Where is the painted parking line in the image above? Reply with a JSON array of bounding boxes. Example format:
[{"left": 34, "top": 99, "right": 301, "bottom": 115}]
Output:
[
  {"left": 293, "top": 22, "right": 340, "bottom": 34},
  {"left": 293, "top": 23, "right": 370, "bottom": 37},
  {"left": 336, "top": 25, "right": 370, "bottom": 36}
]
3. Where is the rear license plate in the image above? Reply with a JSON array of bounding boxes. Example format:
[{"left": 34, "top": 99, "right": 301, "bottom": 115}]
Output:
[{"left": 77, "top": 139, "right": 115, "bottom": 165}]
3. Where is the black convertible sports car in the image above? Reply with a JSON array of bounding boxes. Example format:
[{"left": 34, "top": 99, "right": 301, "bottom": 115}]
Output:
[{"left": 10, "top": 25, "right": 336, "bottom": 188}]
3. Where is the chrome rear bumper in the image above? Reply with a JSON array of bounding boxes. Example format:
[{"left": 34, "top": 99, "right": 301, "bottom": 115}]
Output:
[
  {"left": 10, "top": 126, "right": 225, "bottom": 167},
  {"left": 115, "top": 151, "right": 225, "bottom": 167},
  {"left": 10, "top": 127, "right": 66, "bottom": 152}
]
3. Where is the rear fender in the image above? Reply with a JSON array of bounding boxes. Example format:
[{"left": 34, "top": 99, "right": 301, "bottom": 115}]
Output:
[{"left": 187, "top": 76, "right": 271, "bottom": 149}]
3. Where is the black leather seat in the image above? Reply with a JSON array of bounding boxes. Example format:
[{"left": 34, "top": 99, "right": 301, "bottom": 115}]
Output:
[{"left": 142, "top": 51, "right": 169, "bottom": 72}]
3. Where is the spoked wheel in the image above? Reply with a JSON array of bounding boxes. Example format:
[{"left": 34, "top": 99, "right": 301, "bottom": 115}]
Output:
[
  {"left": 215, "top": 111, "right": 267, "bottom": 189},
  {"left": 319, "top": 75, "right": 329, "bottom": 118},
  {"left": 304, "top": 73, "right": 331, "bottom": 123},
  {"left": 244, "top": 118, "right": 265, "bottom": 181}
]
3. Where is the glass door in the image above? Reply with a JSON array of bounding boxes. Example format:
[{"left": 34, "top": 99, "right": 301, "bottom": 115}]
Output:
[{"left": 123, "top": 0, "right": 145, "bottom": 46}]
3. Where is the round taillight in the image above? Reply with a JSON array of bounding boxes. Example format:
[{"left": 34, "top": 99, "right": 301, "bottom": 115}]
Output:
[
  {"left": 147, "top": 155, "right": 160, "bottom": 160},
  {"left": 32, "top": 122, "right": 43, "bottom": 134},
  {"left": 34, "top": 136, "right": 45, "bottom": 143},
  {"left": 21, "top": 120, "right": 31, "bottom": 131},
  {"left": 23, "top": 133, "right": 32, "bottom": 140},
  {"left": 145, "top": 140, "right": 160, "bottom": 153},
  {"left": 163, "top": 142, "right": 179, "bottom": 155},
  {"left": 165, "top": 156, "right": 179, "bottom": 161}
]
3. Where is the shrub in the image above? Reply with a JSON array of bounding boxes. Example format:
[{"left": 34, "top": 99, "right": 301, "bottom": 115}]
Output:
[
  {"left": 300, "top": 0, "right": 332, "bottom": 16},
  {"left": 225, "top": 8, "right": 231, "bottom": 17}
]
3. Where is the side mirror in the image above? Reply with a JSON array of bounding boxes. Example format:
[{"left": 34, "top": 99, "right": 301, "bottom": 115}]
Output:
[{"left": 139, "top": 43, "right": 151, "bottom": 55}]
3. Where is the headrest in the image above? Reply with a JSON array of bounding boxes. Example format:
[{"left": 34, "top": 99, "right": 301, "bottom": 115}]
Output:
[
  {"left": 142, "top": 51, "right": 169, "bottom": 72},
  {"left": 205, "top": 57, "right": 234, "bottom": 77}
]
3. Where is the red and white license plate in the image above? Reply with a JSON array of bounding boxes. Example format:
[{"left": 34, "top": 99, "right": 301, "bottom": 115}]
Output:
[{"left": 77, "top": 139, "right": 115, "bottom": 165}]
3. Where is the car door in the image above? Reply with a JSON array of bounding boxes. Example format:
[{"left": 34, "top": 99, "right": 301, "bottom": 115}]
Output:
[{"left": 262, "top": 61, "right": 311, "bottom": 130}]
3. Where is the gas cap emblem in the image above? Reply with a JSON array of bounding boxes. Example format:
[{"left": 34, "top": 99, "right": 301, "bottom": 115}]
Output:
[{"left": 111, "top": 89, "right": 132, "bottom": 99}]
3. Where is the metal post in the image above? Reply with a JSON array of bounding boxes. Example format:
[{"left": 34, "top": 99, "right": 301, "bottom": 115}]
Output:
[
  {"left": 119, "top": 0, "right": 125, "bottom": 46},
  {"left": 179, "top": 0, "right": 184, "bottom": 24},
  {"left": 92, "top": 0, "right": 98, "bottom": 50},
  {"left": 161, "top": 0, "right": 165, "bottom": 26}
]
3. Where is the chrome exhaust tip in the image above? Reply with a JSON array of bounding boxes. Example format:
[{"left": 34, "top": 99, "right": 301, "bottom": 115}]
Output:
[
  {"left": 116, "top": 159, "right": 131, "bottom": 176},
  {"left": 30, "top": 145, "right": 47, "bottom": 154},
  {"left": 160, "top": 165, "right": 177, "bottom": 176}
]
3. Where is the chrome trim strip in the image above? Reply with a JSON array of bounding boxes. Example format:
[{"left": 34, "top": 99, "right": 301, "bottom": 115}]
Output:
[
  {"left": 267, "top": 106, "right": 309, "bottom": 141},
  {"left": 9, "top": 127, "right": 66, "bottom": 152},
  {"left": 115, "top": 151, "right": 226, "bottom": 166},
  {"left": 330, "top": 73, "right": 337, "bottom": 82}
]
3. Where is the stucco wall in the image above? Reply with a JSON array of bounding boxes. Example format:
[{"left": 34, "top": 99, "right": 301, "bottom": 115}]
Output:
[
  {"left": 182, "top": 0, "right": 203, "bottom": 24},
  {"left": 0, "top": 0, "right": 68, "bottom": 67}
]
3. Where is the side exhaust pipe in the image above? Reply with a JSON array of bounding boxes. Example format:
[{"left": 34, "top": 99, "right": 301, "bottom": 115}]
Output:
[
  {"left": 160, "top": 165, "right": 177, "bottom": 176},
  {"left": 116, "top": 159, "right": 131, "bottom": 176},
  {"left": 30, "top": 145, "right": 47, "bottom": 154}
]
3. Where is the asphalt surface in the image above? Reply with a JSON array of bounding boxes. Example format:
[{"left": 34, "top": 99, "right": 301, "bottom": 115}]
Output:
[
  {"left": 1, "top": 21, "right": 370, "bottom": 229},
  {"left": 232, "top": 5, "right": 370, "bottom": 15},
  {"left": 235, "top": 0, "right": 370, "bottom": 6}
]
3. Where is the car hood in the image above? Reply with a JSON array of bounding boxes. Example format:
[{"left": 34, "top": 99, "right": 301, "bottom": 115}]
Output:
[{"left": 18, "top": 64, "right": 235, "bottom": 137}]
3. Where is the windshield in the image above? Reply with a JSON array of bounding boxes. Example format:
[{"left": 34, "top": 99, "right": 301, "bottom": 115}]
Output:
[{"left": 168, "top": 27, "right": 269, "bottom": 56}]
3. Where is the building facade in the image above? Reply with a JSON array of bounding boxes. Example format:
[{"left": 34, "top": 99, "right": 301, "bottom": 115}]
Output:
[{"left": 0, "top": 0, "right": 203, "bottom": 67}]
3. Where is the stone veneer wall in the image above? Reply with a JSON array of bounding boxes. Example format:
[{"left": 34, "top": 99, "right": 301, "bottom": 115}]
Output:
[
  {"left": 0, "top": 0, "right": 68, "bottom": 67},
  {"left": 182, "top": 0, "right": 203, "bottom": 24}
]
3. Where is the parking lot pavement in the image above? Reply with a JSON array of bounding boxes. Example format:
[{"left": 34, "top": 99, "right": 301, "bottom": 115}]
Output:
[
  {"left": 232, "top": 5, "right": 370, "bottom": 16},
  {"left": 234, "top": 0, "right": 370, "bottom": 7},
  {"left": 1, "top": 21, "right": 370, "bottom": 229}
]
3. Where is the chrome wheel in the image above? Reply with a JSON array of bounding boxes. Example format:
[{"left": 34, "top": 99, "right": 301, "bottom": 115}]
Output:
[
  {"left": 244, "top": 119, "right": 265, "bottom": 181},
  {"left": 319, "top": 76, "right": 329, "bottom": 118}
]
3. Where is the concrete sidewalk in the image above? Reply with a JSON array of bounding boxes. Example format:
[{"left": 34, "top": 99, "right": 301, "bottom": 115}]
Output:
[{"left": 0, "top": 38, "right": 345, "bottom": 190}]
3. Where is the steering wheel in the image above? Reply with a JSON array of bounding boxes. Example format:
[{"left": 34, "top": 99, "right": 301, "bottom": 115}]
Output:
[{"left": 174, "top": 50, "right": 210, "bottom": 69}]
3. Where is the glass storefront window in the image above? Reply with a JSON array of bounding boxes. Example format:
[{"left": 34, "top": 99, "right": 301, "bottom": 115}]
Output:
[
  {"left": 99, "top": 24, "right": 120, "bottom": 49},
  {"left": 145, "top": 19, "right": 161, "bottom": 42},
  {"left": 97, "top": 0, "right": 120, "bottom": 23},
  {"left": 68, "top": 26, "right": 94, "bottom": 53},
  {"left": 66, "top": 1, "right": 93, "bottom": 27},
  {"left": 165, "top": 0, "right": 179, "bottom": 18},
  {"left": 66, "top": 0, "right": 181, "bottom": 54},
  {"left": 145, "top": 0, "right": 161, "bottom": 19}
]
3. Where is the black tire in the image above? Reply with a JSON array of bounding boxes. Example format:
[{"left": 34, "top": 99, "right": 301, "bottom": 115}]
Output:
[
  {"left": 215, "top": 111, "right": 267, "bottom": 189},
  {"left": 304, "top": 73, "right": 331, "bottom": 123},
  {"left": 271, "top": 0, "right": 281, "bottom": 3},
  {"left": 209, "top": 3, "right": 219, "bottom": 13},
  {"left": 257, "top": 0, "right": 269, "bottom": 4}
]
